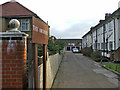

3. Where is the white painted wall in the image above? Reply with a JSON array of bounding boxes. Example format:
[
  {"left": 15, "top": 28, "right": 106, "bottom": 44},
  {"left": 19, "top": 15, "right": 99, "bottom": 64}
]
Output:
[
  {"left": 82, "top": 33, "right": 92, "bottom": 48},
  {"left": 92, "top": 30, "right": 96, "bottom": 50},
  {"left": 118, "top": 18, "right": 120, "bottom": 49}
]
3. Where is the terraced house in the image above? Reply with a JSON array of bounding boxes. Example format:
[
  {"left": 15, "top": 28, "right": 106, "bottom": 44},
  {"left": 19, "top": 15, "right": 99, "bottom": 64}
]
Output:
[{"left": 82, "top": 7, "right": 120, "bottom": 61}]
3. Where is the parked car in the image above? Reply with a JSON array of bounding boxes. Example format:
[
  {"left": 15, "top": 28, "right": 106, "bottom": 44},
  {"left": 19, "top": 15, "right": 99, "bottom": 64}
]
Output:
[{"left": 72, "top": 48, "right": 79, "bottom": 53}]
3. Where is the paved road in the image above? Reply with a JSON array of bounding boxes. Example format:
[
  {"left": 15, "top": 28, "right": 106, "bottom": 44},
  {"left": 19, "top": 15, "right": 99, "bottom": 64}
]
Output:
[{"left": 52, "top": 51, "right": 119, "bottom": 88}]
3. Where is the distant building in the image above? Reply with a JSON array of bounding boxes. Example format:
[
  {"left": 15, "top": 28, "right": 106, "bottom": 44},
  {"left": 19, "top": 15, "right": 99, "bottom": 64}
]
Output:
[{"left": 58, "top": 39, "right": 82, "bottom": 51}]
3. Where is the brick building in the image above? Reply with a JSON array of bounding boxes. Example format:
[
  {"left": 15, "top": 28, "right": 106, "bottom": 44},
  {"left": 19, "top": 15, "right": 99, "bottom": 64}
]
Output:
[
  {"left": 59, "top": 39, "right": 82, "bottom": 51},
  {"left": 0, "top": 0, "right": 50, "bottom": 40},
  {"left": 0, "top": 0, "right": 50, "bottom": 88}
]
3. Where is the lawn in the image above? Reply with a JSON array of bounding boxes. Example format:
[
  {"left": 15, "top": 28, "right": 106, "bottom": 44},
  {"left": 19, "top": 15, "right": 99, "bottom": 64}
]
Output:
[{"left": 102, "top": 63, "right": 120, "bottom": 73}]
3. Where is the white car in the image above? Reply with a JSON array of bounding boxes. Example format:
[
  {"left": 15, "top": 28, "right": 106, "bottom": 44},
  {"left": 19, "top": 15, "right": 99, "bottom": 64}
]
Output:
[{"left": 72, "top": 48, "right": 79, "bottom": 53}]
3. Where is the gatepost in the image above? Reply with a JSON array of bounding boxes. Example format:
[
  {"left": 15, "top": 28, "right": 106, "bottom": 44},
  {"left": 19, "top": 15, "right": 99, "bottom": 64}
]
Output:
[{"left": 0, "top": 19, "right": 28, "bottom": 89}]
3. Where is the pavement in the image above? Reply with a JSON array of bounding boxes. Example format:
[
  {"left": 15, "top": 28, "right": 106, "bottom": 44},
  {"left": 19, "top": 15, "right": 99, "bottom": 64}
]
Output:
[{"left": 52, "top": 51, "right": 119, "bottom": 88}]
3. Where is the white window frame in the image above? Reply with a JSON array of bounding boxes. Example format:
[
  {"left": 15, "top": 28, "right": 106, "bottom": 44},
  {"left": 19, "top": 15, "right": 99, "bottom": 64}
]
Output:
[
  {"left": 109, "top": 41, "right": 113, "bottom": 50},
  {"left": 18, "top": 19, "right": 30, "bottom": 31},
  {"left": 97, "top": 43, "right": 100, "bottom": 50},
  {"left": 101, "top": 43, "right": 104, "bottom": 50},
  {"left": 108, "top": 21, "right": 113, "bottom": 31}
]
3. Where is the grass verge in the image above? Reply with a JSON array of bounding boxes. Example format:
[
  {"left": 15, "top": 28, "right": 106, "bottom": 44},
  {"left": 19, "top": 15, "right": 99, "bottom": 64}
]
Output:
[{"left": 102, "top": 63, "right": 120, "bottom": 73}]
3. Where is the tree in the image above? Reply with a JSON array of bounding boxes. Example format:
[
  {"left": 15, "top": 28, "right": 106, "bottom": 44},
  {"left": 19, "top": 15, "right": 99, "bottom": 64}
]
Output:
[{"left": 47, "top": 39, "right": 65, "bottom": 55}]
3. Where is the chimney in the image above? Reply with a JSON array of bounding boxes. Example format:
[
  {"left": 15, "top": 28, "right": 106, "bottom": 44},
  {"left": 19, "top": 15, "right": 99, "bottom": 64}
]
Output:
[
  {"left": 99, "top": 20, "right": 104, "bottom": 23},
  {"left": 10, "top": 0, "right": 16, "bottom": 2},
  {"left": 105, "top": 13, "right": 111, "bottom": 19},
  {"left": 118, "top": 1, "right": 120, "bottom": 8}
]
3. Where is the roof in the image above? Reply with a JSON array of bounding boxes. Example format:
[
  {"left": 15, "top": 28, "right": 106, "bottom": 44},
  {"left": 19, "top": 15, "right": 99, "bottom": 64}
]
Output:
[
  {"left": 58, "top": 39, "right": 82, "bottom": 41},
  {"left": 0, "top": 0, "right": 36, "bottom": 16},
  {"left": 82, "top": 30, "right": 92, "bottom": 38},
  {"left": 0, "top": 0, "right": 49, "bottom": 26},
  {"left": 90, "top": 8, "right": 120, "bottom": 32}
]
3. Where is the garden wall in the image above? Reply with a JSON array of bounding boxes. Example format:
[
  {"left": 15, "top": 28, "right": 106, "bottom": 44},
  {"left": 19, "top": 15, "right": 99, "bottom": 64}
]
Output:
[{"left": 38, "top": 52, "right": 64, "bottom": 88}]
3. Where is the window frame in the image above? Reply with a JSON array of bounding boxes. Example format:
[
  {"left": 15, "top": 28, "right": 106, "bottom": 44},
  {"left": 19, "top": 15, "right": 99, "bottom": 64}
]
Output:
[
  {"left": 109, "top": 41, "right": 113, "bottom": 50},
  {"left": 108, "top": 21, "right": 113, "bottom": 31},
  {"left": 18, "top": 19, "right": 30, "bottom": 31}
]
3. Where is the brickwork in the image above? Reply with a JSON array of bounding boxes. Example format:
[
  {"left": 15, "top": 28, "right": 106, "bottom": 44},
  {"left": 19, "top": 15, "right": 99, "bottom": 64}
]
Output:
[
  {"left": 114, "top": 48, "right": 120, "bottom": 61},
  {"left": 0, "top": 39, "right": 27, "bottom": 89}
]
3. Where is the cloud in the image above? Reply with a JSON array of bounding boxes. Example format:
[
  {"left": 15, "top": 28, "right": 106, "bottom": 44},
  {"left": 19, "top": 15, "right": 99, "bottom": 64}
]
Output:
[{"left": 50, "top": 19, "right": 98, "bottom": 39}]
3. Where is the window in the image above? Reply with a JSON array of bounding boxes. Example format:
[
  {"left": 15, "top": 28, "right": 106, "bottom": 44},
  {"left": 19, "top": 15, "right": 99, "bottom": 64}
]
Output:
[
  {"left": 97, "top": 43, "right": 100, "bottom": 50},
  {"left": 18, "top": 19, "right": 30, "bottom": 31},
  {"left": 83, "top": 43, "right": 85, "bottom": 48},
  {"left": 105, "top": 43, "right": 108, "bottom": 50},
  {"left": 86, "top": 43, "right": 87, "bottom": 47},
  {"left": 94, "top": 43, "right": 97, "bottom": 50},
  {"left": 101, "top": 43, "right": 104, "bottom": 50},
  {"left": 71, "top": 43, "right": 75, "bottom": 46},
  {"left": 105, "top": 24, "right": 108, "bottom": 32},
  {"left": 109, "top": 42, "right": 113, "bottom": 50},
  {"left": 68, "top": 43, "right": 71, "bottom": 45},
  {"left": 108, "top": 21, "right": 113, "bottom": 31},
  {"left": 97, "top": 29, "right": 100, "bottom": 35}
]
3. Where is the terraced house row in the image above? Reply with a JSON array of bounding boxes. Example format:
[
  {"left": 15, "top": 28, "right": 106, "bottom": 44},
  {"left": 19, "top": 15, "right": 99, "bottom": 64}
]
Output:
[{"left": 82, "top": 7, "right": 120, "bottom": 61}]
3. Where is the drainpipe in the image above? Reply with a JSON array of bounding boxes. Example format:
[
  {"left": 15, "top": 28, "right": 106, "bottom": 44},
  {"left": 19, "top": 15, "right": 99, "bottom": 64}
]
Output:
[
  {"left": 113, "top": 18, "right": 116, "bottom": 51},
  {"left": 103, "top": 24, "right": 106, "bottom": 56},
  {"left": 96, "top": 29, "right": 97, "bottom": 50}
]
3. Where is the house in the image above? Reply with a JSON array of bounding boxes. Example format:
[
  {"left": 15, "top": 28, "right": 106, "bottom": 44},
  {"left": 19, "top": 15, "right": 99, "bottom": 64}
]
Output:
[
  {"left": 58, "top": 39, "right": 82, "bottom": 51},
  {"left": 82, "top": 7, "right": 120, "bottom": 61},
  {"left": 0, "top": 0, "right": 50, "bottom": 44},
  {"left": 82, "top": 30, "right": 92, "bottom": 48},
  {"left": 0, "top": 1, "right": 50, "bottom": 88}
]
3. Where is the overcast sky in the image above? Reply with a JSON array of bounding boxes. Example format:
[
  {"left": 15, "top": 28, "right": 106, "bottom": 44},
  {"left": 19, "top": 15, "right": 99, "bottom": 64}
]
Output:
[{"left": 0, "top": 0, "right": 120, "bottom": 39}]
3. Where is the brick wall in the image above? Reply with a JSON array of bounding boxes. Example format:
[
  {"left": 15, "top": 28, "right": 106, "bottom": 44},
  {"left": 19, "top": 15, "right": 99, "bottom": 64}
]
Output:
[
  {"left": 0, "top": 39, "right": 27, "bottom": 89},
  {"left": 114, "top": 48, "right": 120, "bottom": 61}
]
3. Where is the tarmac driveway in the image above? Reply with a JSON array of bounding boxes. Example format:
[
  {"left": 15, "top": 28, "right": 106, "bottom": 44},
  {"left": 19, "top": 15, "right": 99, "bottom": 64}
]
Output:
[{"left": 52, "top": 51, "right": 119, "bottom": 89}]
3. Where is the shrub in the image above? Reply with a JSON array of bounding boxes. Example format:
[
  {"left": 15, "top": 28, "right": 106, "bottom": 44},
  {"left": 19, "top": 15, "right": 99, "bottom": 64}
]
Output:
[
  {"left": 82, "top": 47, "right": 93, "bottom": 57},
  {"left": 90, "top": 51, "right": 102, "bottom": 62},
  {"left": 47, "top": 39, "right": 65, "bottom": 55},
  {"left": 90, "top": 51, "right": 109, "bottom": 62},
  {"left": 38, "top": 44, "right": 43, "bottom": 56},
  {"left": 101, "top": 56, "right": 109, "bottom": 62}
]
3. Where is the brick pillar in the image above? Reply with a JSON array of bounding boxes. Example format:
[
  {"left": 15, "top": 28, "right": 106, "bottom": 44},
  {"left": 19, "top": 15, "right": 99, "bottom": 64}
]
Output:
[{"left": 0, "top": 31, "right": 28, "bottom": 89}]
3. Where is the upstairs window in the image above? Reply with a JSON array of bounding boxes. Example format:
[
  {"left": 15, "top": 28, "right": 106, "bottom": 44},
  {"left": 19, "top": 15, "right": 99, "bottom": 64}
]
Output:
[
  {"left": 105, "top": 24, "right": 108, "bottom": 32},
  {"left": 108, "top": 21, "right": 113, "bottom": 31},
  {"left": 109, "top": 42, "right": 113, "bottom": 50},
  {"left": 68, "top": 43, "right": 71, "bottom": 45},
  {"left": 101, "top": 43, "right": 104, "bottom": 50},
  {"left": 71, "top": 43, "right": 75, "bottom": 46},
  {"left": 97, "top": 43, "right": 100, "bottom": 50},
  {"left": 105, "top": 43, "right": 108, "bottom": 50},
  {"left": 18, "top": 19, "right": 30, "bottom": 31}
]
